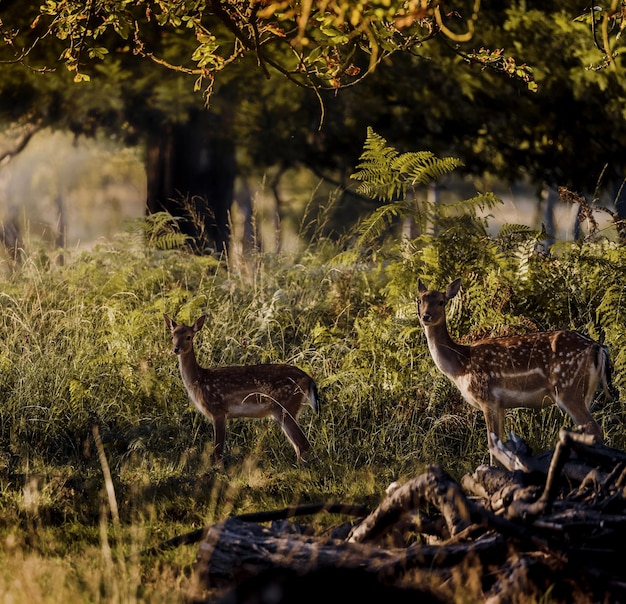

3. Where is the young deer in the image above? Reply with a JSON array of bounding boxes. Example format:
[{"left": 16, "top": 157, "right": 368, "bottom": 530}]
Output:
[
  {"left": 164, "top": 314, "right": 319, "bottom": 464},
  {"left": 417, "top": 278, "right": 613, "bottom": 464}
]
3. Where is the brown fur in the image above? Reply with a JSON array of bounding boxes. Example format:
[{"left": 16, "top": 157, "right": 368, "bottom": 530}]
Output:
[
  {"left": 417, "top": 279, "right": 612, "bottom": 464},
  {"left": 164, "top": 314, "right": 319, "bottom": 464}
]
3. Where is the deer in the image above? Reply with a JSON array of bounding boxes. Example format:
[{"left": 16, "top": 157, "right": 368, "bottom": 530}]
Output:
[
  {"left": 163, "top": 314, "right": 319, "bottom": 465},
  {"left": 417, "top": 278, "right": 613, "bottom": 464}
]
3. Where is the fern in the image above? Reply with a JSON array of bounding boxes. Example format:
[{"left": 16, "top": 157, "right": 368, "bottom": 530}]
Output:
[
  {"left": 456, "top": 191, "right": 502, "bottom": 214},
  {"left": 395, "top": 152, "right": 462, "bottom": 187},
  {"left": 350, "top": 128, "right": 475, "bottom": 246},
  {"left": 352, "top": 127, "right": 463, "bottom": 203},
  {"left": 498, "top": 223, "right": 535, "bottom": 238},
  {"left": 355, "top": 200, "right": 410, "bottom": 247},
  {"left": 141, "top": 211, "right": 190, "bottom": 250},
  {"left": 351, "top": 128, "right": 400, "bottom": 200}
]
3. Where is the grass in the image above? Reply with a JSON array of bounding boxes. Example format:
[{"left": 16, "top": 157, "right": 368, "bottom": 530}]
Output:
[{"left": 0, "top": 212, "right": 624, "bottom": 602}]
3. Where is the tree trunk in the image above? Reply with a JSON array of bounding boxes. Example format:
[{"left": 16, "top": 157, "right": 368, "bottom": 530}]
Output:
[
  {"left": 540, "top": 184, "right": 557, "bottom": 246},
  {"left": 145, "top": 113, "right": 236, "bottom": 254},
  {"left": 0, "top": 214, "right": 23, "bottom": 263}
]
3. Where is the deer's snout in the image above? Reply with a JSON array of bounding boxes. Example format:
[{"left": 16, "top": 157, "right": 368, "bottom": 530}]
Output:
[{"left": 172, "top": 345, "right": 181, "bottom": 355}]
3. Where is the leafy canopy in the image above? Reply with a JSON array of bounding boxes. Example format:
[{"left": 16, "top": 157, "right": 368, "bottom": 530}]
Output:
[
  {"left": 1, "top": 2, "right": 625, "bottom": 221},
  {"left": 1, "top": 0, "right": 545, "bottom": 96}
]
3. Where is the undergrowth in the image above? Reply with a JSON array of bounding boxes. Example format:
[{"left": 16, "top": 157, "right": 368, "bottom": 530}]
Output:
[{"left": 0, "top": 140, "right": 624, "bottom": 602}]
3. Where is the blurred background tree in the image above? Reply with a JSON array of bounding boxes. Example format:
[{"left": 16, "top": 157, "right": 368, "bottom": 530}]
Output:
[{"left": 0, "top": 1, "right": 624, "bottom": 253}]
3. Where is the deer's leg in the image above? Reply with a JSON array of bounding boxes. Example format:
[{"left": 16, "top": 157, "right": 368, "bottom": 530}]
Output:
[
  {"left": 483, "top": 404, "right": 504, "bottom": 465},
  {"left": 582, "top": 418, "right": 603, "bottom": 442},
  {"left": 276, "top": 412, "right": 311, "bottom": 462},
  {"left": 212, "top": 415, "right": 227, "bottom": 464},
  {"left": 557, "top": 395, "right": 604, "bottom": 443}
]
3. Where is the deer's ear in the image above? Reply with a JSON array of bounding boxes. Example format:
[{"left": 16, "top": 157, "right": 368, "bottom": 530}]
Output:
[
  {"left": 418, "top": 279, "right": 427, "bottom": 293},
  {"left": 164, "top": 314, "right": 176, "bottom": 331},
  {"left": 193, "top": 315, "right": 206, "bottom": 332},
  {"left": 446, "top": 279, "right": 462, "bottom": 300}
]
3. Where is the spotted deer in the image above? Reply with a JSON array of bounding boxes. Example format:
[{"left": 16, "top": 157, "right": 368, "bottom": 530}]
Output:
[
  {"left": 417, "top": 278, "right": 613, "bottom": 464},
  {"left": 164, "top": 314, "right": 319, "bottom": 464}
]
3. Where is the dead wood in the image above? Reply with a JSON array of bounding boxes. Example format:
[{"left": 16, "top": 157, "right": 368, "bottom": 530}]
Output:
[
  {"left": 160, "top": 427, "right": 626, "bottom": 603},
  {"left": 141, "top": 503, "right": 371, "bottom": 557},
  {"left": 194, "top": 517, "right": 507, "bottom": 586},
  {"left": 347, "top": 465, "right": 473, "bottom": 544}
]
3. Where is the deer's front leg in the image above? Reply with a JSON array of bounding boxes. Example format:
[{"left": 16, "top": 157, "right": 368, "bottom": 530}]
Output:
[
  {"left": 211, "top": 414, "right": 227, "bottom": 465},
  {"left": 483, "top": 404, "right": 504, "bottom": 465}
]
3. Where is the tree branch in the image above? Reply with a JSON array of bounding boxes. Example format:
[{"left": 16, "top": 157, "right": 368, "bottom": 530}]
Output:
[{"left": 0, "top": 119, "right": 43, "bottom": 166}]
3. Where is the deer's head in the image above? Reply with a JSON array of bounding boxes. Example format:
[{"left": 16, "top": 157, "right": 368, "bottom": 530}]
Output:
[
  {"left": 417, "top": 278, "right": 461, "bottom": 327},
  {"left": 163, "top": 314, "right": 206, "bottom": 355}
]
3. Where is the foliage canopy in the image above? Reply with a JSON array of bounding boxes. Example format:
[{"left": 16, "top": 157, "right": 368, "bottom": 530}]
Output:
[
  {"left": 2, "top": 2, "right": 625, "bottom": 220},
  {"left": 3, "top": 0, "right": 544, "bottom": 95}
]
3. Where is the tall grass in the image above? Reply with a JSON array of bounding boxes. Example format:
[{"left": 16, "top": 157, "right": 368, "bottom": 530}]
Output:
[{"left": 0, "top": 208, "right": 624, "bottom": 602}]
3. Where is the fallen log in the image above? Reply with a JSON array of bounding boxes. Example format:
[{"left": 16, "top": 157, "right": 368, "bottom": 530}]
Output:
[
  {"left": 141, "top": 503, "right": 370, "bottom": 557},
  {"left": 194, "top": 516, "right": 508, "bottom": 588},
  {"left": 156, "top": 427, "right": 626, "bottom": 603}
]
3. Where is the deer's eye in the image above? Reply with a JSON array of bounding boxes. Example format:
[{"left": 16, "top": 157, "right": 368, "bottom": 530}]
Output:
[{"left": 439, "top": 301, "right": 444, "bottom": 306}]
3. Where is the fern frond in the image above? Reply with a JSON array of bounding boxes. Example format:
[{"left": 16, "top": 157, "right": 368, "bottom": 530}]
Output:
[
  {"left": 458, "top": 191, "right": 503, "bottom": 213},
  {"left": 357, "top": 128, "right": 400, "bottom": 165},
  {"left": 351, "top": 127, "right": 463, "bottom": 203},
  {"left": 153, "top": 232, "right": 190, "bottom": 250},
  {"left": 352, "top": 129, "right": 401, "bottom": 201},
  {"left": 143, "top": 211, "right": 191, "bottom": 250},
  {"left": 356, "top": 201, "right": 410, "bottom": 246},
  {"left": 352, "top": 127, "right": 463, "bottom": 201},
  {"left": 498, "top": 223, "right": 536, "bottom": 238},
  {"left": 393, "top": 152, "right": 463, "bottom": 188}
]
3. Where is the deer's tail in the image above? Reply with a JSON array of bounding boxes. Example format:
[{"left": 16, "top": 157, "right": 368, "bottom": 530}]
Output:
[
  {"left": 598, "top": 344, "right": 617, "bottom": 402},
  {"left": 309, "top": 379, "right": 321, "bottom": 415}
]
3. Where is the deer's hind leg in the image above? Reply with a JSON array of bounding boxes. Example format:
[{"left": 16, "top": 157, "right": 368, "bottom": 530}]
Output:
[
  {"left": 555, "top": 388, "right": 603, "bottom": 443},
  {"left": 273, "top": 406, "right": 311, "bottom": 462}
]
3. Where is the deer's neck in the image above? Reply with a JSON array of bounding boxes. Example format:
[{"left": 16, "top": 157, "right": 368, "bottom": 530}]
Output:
[
  {"left": 423, "top": 322, "right": 470, "bottom": 379},
  {"left": 177, "top": 349, "right": 204, "bottom": 388}
]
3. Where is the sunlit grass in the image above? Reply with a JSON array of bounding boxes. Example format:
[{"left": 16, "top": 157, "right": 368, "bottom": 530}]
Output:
[
  {"left": 0, "top": 522, "right": 198, "bottom": 604},
  {"left": 0, "top": 211, "right": 624, "bottom": 601}
]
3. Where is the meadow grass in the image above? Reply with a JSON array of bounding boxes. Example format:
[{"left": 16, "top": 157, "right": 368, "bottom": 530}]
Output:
[{"left": 0, "top": 213, "right": 624, "bottom": 602}]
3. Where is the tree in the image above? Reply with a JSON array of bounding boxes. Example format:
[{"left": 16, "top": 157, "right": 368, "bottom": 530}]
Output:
[
  {"left": 0, "top": 1, "right": 535, "bottom": 252},
  {"left": 1, "top": 1, "right": 624, "bottom": 250},
  {"left": 6, "top": 1, "right": 538, "bottom": 93},
  {"left": 461, "top": 3, "right": 626, "bottom": 218}
]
